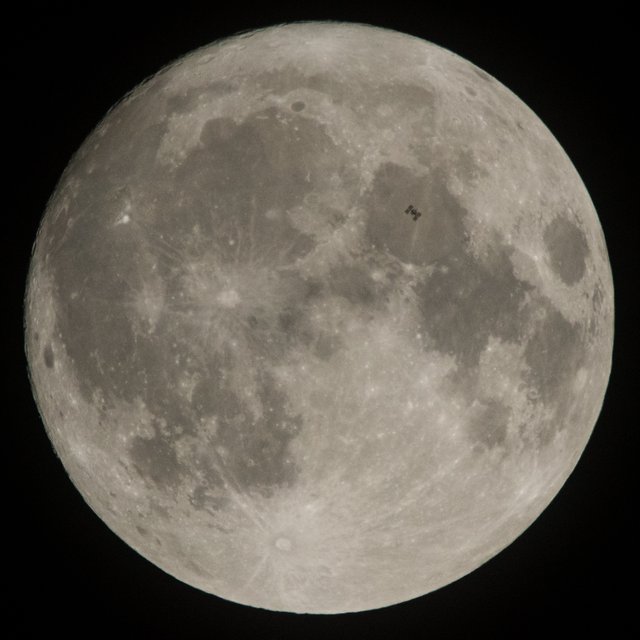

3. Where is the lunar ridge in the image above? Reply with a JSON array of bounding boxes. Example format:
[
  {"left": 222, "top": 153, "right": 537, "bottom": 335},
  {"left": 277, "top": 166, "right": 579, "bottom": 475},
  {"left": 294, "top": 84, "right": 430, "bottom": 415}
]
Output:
[{"left": 25, "top": 22, "right": 613, "bottom": 613}]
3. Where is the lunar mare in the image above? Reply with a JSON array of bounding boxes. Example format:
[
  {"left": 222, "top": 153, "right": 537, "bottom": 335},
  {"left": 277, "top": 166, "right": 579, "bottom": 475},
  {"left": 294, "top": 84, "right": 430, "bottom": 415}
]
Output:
[{"left": 25, "top": 22, "right": 613, "bottom": 613}]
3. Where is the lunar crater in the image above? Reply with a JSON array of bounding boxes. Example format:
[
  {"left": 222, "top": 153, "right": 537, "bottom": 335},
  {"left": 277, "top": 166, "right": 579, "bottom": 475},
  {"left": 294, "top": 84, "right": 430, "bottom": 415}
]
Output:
[
  {"left": 543, "top": 214, "right": 589, "bottom": 285},
  {"left": 42, "top": 343, "right": 55, "bottom": 368}
]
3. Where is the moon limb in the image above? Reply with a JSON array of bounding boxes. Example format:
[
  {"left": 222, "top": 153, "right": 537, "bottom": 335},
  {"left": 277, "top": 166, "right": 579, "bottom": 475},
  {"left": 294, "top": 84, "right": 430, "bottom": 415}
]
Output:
[{"left": 24, "top": 22, "right": 613, "bottom": 613}]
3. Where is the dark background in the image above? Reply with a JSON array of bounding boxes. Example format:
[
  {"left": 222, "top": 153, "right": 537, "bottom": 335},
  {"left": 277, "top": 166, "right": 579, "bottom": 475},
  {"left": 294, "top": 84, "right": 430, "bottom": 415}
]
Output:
[{"left": 9, "top": 3, "right": 634, "bottom": 638}]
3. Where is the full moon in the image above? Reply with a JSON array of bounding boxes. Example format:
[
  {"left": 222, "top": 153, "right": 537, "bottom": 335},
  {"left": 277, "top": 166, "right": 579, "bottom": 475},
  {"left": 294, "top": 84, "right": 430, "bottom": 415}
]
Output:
[{"left": 24, "top": 22, "right": 613, "bottom": 613}]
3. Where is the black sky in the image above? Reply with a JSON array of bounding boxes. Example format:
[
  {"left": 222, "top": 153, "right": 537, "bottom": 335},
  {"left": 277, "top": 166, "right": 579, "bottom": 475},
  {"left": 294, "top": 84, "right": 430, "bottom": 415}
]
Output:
[{"left": 9, "top": 4, "right": 635, "bottom": 638}]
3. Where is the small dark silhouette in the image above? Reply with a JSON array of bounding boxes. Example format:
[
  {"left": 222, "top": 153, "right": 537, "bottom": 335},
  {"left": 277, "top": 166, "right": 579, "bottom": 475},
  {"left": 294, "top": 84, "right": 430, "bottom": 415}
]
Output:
[{"left": 404, "top": 205, "right": 422, "bottom": 221}]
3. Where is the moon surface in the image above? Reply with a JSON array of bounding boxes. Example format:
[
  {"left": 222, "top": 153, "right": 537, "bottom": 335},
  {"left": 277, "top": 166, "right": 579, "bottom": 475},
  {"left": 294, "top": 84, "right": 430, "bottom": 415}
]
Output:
[{"left": 24, "top": 22, "right": 613, "bottom": 613}]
